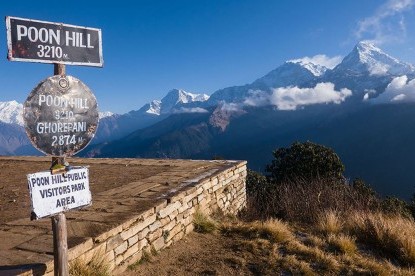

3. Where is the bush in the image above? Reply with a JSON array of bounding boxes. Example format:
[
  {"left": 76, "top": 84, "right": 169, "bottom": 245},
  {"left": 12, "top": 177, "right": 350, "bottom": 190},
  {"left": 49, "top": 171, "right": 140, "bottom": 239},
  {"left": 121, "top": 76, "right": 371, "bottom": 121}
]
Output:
[
  {"left": 246, "top": 169, "right": 270, "bottom": 197},
  {"left": 381, "top": 196, "right": 412, "bottom": 218},
  {"left": 266, "top": 141, "right": 345, "bottom": 183},
  {"left": 271, "top": 178, "right": 378, "bottom": 223}
]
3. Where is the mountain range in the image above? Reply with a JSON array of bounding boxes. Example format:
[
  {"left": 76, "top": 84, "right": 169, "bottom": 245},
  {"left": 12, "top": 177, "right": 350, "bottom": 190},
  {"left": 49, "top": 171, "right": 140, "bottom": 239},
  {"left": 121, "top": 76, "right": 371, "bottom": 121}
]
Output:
[{"left": 2, "top": 41, "right": 415, "bottom": 199}]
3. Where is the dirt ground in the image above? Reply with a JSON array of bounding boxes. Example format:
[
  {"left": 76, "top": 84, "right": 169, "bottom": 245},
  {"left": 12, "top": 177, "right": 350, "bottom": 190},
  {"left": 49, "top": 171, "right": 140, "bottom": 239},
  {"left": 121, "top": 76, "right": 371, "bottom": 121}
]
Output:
[
  {"left": 0, "top": 158, "right": 167, "bottom": 224},
  {"left": 123, "top": 231, "right": 265, "bottom": 276}
]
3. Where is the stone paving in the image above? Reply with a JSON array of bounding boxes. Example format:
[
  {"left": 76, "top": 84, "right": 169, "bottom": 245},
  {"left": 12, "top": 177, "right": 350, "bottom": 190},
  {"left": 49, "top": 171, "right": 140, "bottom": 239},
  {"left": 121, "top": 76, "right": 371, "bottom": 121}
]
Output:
[{"left": 0, "top": 156, "right": 245, "bottom": 275}]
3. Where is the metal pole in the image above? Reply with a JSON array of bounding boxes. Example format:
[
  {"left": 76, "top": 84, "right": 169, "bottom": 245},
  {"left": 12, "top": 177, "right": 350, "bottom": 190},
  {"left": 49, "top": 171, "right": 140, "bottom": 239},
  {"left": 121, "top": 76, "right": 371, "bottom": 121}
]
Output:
[{"left": 52, "top": 63, "right": 68, "bottom": 276}]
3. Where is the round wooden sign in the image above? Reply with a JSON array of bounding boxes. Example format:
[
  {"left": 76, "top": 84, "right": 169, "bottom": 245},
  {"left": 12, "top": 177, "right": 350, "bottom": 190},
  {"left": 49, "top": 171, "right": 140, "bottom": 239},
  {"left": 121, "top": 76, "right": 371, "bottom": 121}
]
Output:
[{"left": 23, "top": 75, "right": 99, "bottom": 156}]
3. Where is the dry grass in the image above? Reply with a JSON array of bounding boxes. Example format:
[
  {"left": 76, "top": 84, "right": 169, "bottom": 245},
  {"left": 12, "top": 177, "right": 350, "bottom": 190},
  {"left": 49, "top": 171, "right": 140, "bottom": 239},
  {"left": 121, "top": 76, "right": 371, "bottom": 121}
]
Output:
[
  {"left": 277, "top": 254, "right": 316, "bottom": 276},
  {"left": 327, "top": 233, "right": 357, "bottom": 255},
  {"left": 193, "top": 210, "right": 217, "bottom": 233},
  {"left": 221, "top": 218, "right": 294, "bottom": 243},
  {"left": 69, "top": 253, "right": 110, "bottom": 276},
  {"left": 218, "top": 214, "right": 415, "bottom": 275},
  {"left": 345, "top": 211, "right": 415, "bottom": 266},
  {"left": 316, "top": 210, "right": 343, "bottom": 235}
]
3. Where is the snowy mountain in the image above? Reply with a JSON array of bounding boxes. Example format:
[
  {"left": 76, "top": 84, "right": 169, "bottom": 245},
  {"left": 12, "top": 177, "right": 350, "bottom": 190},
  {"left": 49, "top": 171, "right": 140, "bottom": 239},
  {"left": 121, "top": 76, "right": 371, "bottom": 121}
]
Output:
[
  {"left": 321, "top": 41, "right": 415, "bottom": 101},
  {"left": 99, "top": 111, "right": 115, "bottom": 119},
  {"left": 139, "top": 89, "right": 209, "bottom": 115},
  {"left": 0, "top": 101, "right": 23, "bottom": 126},
  {"left": 207, "top": 41, "right": 415, "bottom": 107},
  {"left": 333, "top": 41, "right": 414, "bottom": 76}
]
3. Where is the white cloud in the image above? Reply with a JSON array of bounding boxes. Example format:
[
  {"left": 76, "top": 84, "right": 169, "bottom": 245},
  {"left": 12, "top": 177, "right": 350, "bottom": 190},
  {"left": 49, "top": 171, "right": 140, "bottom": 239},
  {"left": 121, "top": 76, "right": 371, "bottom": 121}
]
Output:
[
  {"left": 173, "top": 107, "right": 209, "bottom": 113},
  {"left": 243, "top": 90, "right": 269, "bottom": 107},
  {"left": 289, "top": 54, "right": 342, "bottom": 69},
  {"left": 372, "top": 75, "right": 415, "bottom": 103},
  {"left": 355, "top": 0, "right": 414, "bottom": 44},
  {"left": 363, "top": 89, "right": 377, "bottom": 100},
  {"left": 220, "top": 102, "right": 241, "bottom": 112},
  {"left": 392, "top": 93, "right": 406, "bottom": 101},
  {"left": 244, "top": 83, "right": 352, "bottom": 110}
]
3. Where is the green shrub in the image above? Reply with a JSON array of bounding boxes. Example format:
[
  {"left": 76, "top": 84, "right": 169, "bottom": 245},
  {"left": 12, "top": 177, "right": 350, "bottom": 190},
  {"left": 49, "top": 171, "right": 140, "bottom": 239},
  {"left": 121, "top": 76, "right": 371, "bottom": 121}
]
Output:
[
  {"left": 266, "top": 141, "right": 345, "bottom": 183},
  {"left": 381, "top": 196, "right": 412, "bottom": 218},
  {"left": 246, "top": 169, "right": 270, "bottom": 196}
]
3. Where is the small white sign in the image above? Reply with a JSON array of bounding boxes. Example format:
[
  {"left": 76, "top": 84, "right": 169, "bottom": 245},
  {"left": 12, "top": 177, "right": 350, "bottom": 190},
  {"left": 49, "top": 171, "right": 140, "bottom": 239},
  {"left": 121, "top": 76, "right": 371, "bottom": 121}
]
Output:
[{"left": 27, "top": 167, "right": 91, "bottom": 219}]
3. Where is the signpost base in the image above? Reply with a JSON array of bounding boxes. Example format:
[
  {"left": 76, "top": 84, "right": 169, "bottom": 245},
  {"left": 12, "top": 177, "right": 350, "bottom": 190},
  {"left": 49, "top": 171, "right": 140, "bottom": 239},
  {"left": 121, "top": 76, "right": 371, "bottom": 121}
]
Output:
[{"left": 52, "top": 213, "right": 68, "bottom": 276}]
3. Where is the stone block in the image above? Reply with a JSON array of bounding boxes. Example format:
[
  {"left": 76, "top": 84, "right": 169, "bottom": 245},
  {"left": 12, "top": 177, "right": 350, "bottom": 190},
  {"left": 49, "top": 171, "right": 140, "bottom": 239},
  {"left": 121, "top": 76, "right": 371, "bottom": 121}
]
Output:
[
  {"left": 178, "top": 203, "right": 190, "bottom": 213},
  {"left": 168, "top": 210, "right": 179, "bottom": 221},
  {"left": 176, "top": 213, "right": 184, "bottom": 222},
  {"left": 106, "top": 234, "right": 124, "bottom": 252},
  {"left": 115, "top": 254, "right": 123, "bottom": 266},
  {"left": 128, "top": 235, "right": 138, "bottom": 247},
  {"left": 123, "top": 242, "right": 138, "bottom": 260},
  {"left": 148, "top": 228, "right": 162, "bottom": 242},
  {"left": 182, "top": 208, "right": 195, "bottom": 218},
  {"left": 158, "top": 201, "right": 181, "bottom": 218},
  {"left": 120, "top": 225, "right": 139, "bottom": 241},
  {"left": 185, "top": 186, "right": 197, "bottom": 195},
  {"left": 94, "top": 225, "right": 122, "bottom": 243},
  {"left": 160, "top": 217, "right": 170, "bottom": 226},
  {"left": 149, "top": 221, "right": 162, "bottom": 232},
  {"left": 80, "top": 242, "right": 106, "bottom": 264},
  {"left": 167, "top": 224, "right": 182, "bottom": 241},
  {"left": 138, "top": 227, "right": 150, "bottom": 240},
  {"left": 152, "top": 236, "right": 165, "bottom": 251},
  {"left": 168, "top": 192, "right": 186, "bottom": 204},
  {"left": 68, "top": 238, "right": 94, "bottom": 261},
  {"left": 196, "top": 187, "right": 204, "bottom": 195},
  {"left": 114, "top": 241, "right": 128, "bottom": 256},
  {"left": 197, "top": 194, "right": 204, "bottom": 203},
  {"left": 163, "top": 219, "right": 177, "bottom": 232},
  {"left": 137, "top": 238, "right": 148, "bottom": 251}
]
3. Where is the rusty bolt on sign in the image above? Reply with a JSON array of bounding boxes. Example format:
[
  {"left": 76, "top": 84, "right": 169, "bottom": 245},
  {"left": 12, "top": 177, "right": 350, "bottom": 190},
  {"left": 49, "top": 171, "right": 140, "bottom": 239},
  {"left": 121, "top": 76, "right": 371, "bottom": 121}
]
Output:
[{"left": 23, "top": 75, "right": 99, "bottom": 157}]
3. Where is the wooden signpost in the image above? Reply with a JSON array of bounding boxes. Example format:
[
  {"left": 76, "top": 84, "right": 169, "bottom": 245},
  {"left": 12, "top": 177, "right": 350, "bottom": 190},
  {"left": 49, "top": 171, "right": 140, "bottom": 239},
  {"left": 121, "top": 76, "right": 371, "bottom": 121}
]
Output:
[{"left": 6, "top": 16, "right": 103, "bottom": 276}]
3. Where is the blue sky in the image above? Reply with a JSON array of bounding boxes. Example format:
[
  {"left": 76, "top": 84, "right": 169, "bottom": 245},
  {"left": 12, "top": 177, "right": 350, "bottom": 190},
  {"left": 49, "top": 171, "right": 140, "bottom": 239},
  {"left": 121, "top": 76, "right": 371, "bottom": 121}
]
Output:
[{"left": 1, "top": 0, "right": 415, "bottom": 114}]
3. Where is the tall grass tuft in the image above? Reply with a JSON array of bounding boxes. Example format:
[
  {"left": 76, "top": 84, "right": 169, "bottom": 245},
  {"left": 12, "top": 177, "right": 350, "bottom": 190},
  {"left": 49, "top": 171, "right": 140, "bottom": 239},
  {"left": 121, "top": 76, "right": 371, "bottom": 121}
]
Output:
[
  {"left": 317, "top": 210, "right": 343, "bottom": 235},
  {"left": 69, "top": 253, "right": 110, "bottom": 276},
  {"left": 327, "top": 234, "right": 357, "bottom": 255},
  {"left": 193, "top": 210, "right": 217, "bottom": 233},
  {"left": 345, "top": 211, "right": 415, "bottom": 266}
]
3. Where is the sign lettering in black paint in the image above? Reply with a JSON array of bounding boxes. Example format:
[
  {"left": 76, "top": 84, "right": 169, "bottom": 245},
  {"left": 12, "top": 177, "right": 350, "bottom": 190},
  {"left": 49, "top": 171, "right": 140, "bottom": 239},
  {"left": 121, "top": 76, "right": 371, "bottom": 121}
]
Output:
[{"left": 6, "top": 16, "right": 103, "bottom": 67}]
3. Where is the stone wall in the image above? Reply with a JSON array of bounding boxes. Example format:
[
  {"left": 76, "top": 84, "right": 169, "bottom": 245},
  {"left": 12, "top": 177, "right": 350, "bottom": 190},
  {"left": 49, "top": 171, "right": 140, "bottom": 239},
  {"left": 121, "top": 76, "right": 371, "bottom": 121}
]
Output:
[{"left": 63, "top": 160, "right": 247, "bottom": 274}]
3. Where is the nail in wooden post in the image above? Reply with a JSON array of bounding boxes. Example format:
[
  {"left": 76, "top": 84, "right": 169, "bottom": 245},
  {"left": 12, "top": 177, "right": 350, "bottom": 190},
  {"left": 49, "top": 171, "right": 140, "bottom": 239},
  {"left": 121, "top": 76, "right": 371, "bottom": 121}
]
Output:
[{"left": 52, "top": 63, "right": 68, "bottom": 276}]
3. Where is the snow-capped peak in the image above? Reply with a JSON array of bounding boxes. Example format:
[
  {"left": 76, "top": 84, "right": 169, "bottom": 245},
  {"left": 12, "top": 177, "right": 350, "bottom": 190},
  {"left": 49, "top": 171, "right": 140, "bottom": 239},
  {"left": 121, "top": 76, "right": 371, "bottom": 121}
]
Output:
[
  {"left": 287, "top": 60, "right": 328, "bottom": 76},
  {"left": 99, "top": 111, "right": 115, "bottom": 119},
  {"left": 147, "top": 100, "right": 162, "bottom": 115},
  {"left": 162, "top": 89, "right": 209, "bottom": 104},
  {"left": 336, "top": 40, "right": 414, "bottom": 76},
  {"left": 0, "top": 100, "right": 23, "bottom": 126},
  {"left": 288, "top": 54, "right": 342, "bottom": 76},
  {"left": 137, "top": 89, "right": 210, "bottom": 116},
  {"left": 160, "top": 89, "right": 210, "bottom": 114}
]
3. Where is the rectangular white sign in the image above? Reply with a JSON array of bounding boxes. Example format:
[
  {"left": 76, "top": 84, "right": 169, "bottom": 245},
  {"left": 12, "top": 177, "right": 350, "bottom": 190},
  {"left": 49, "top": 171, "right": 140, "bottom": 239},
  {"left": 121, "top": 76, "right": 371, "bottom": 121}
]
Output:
[{"left": 27, "top": 167, "right": 91, "bottom": 219}]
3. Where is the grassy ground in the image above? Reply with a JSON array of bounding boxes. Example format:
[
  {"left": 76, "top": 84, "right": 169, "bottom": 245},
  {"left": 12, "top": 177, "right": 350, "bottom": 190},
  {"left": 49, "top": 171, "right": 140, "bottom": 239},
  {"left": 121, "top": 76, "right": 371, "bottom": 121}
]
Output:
[{"left": 119, "top": 211, "right": 415, "bottom": 276}]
